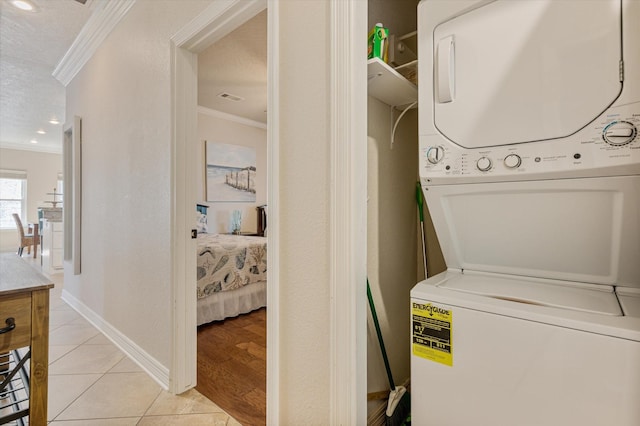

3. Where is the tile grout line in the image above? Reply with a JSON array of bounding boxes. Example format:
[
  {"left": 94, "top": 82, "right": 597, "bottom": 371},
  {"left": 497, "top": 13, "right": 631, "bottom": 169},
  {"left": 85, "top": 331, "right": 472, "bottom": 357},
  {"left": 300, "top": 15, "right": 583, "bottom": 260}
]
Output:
[
  {"left": 138, "top": 386, "right": 165, "bottom": 421},
  {"left": 49, "top": 322, "right": 110, "bottom": 422},
  {"left": 48, "top": 294, "right": 114, "bottom": 422},
  {"left": 20, "top": 257, "right": 237, "bottom": 425}
]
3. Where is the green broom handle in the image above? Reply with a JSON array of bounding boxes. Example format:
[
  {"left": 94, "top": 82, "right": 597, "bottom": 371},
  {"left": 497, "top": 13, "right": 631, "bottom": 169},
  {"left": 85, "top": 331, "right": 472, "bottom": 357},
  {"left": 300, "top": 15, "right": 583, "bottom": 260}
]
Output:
[
  {"left": 415, "top": 181, "right": 424, "bottom": 222},
  {"left": 416, "top": 181, "right": 429, "bottom": 278},
  {"left": 367, "top": 280, "right": 396, "bottom": 390}
]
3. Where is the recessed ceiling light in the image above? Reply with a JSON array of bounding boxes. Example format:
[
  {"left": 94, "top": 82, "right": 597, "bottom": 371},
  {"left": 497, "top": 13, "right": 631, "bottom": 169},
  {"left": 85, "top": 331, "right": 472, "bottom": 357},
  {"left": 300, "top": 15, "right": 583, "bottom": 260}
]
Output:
[
  {"left": 11, "top": 0, "right": 36, "bottom": 11},
  {"left": 49, "top": 118, "right": 60, "bottom": 125},
  {"left": 37, "top": 129, "right": 46, "bottom": 134},
  {"left": 30, "top": 139, "right": 38, "bottom": 144}
]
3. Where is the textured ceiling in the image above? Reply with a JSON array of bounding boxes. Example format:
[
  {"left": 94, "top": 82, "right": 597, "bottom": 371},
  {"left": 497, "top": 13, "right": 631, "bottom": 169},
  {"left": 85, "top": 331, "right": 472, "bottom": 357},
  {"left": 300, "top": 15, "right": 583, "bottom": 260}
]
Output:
[
  {"left": 198, "top": 9, "right": 267, "bottom": 124},
  {"left": 0, "top": 2, "right": 266, "bottom": 153},
  {"left": 0, "top": 0, "right": 93, "bottom": 153}
]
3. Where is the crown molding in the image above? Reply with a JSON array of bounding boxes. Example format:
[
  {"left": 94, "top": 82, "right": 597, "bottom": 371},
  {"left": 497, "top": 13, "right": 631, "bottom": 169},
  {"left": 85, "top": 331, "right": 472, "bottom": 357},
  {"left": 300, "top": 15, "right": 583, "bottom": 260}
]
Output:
[
  {"left": 171, "top": 0, "right": 266, "bottom": 54},
  {"left": 53, "top": 0, "right": 137, "bottom": 87},
  {"left": 197, "top": 106, "right": 267, "bottom": 130},
  {"left": 0, "top": 141, "right": 62, "bottom": 155}
]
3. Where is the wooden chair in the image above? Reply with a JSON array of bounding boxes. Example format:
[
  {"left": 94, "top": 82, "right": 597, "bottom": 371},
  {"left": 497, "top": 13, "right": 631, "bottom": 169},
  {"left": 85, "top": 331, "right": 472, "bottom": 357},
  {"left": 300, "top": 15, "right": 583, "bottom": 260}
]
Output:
[{"left": 12, "top": 213, "right": 37, "bottom": 257}]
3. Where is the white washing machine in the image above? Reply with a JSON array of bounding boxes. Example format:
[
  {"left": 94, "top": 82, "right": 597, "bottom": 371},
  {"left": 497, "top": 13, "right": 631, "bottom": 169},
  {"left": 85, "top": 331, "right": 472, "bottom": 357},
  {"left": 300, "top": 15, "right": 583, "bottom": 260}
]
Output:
[{"left": 412, "top": 1, "right": 640, "bottom": 425}]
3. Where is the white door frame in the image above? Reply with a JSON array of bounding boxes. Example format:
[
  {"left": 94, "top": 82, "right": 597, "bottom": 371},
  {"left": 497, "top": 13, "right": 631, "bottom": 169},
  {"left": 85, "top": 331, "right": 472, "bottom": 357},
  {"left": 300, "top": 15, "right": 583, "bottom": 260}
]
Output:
[
  {"left": 169, "top": 0, "right": 367, "bottom": 423},
  {"left": 328, "top": 1, "right": 368, "bottom": 424},
  {"left": 169, "top": 0, "right": 268, "bottom": 394}
]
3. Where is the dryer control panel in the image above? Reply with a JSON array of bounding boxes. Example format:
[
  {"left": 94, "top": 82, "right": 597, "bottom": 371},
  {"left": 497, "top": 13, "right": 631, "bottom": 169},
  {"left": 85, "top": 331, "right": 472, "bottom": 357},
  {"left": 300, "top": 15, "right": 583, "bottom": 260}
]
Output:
[{"left": 420, "top": 104, "right": 640, "bottom": 185}]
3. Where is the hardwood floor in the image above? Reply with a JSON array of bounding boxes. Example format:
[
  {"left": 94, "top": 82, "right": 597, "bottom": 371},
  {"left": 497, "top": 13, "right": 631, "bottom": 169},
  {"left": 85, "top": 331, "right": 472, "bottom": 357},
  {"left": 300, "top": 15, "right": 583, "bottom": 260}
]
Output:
[{"left": 197, "top": 308, "right": 266, "bottom": 426}]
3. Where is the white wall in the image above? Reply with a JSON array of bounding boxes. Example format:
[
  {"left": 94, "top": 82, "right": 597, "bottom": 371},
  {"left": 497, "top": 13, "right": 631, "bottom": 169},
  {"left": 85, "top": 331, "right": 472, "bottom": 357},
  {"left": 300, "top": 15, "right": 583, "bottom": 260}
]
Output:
[
  {"left": 63, "top": 0, "right": 211, "bottom": 369},
  {"left": 0, "top": 148, "right": 62, "bottom": 252},
  {"left": 197, "top": 110, "right": 267, "bottom": 234}
]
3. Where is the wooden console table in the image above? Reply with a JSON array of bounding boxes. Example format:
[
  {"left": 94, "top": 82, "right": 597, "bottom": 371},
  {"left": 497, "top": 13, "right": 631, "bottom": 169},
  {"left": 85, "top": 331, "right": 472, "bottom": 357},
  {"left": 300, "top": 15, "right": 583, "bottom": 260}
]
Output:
[{"left": 0, "top": 254, "right": 53, "bottom": 425}]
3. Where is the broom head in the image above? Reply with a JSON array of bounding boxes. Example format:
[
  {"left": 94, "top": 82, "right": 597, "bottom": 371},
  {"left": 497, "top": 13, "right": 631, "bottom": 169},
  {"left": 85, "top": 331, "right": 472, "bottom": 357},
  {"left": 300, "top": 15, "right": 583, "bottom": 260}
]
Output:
[{"left": 385, "top": 386, "right": 411, "bottom": 426}]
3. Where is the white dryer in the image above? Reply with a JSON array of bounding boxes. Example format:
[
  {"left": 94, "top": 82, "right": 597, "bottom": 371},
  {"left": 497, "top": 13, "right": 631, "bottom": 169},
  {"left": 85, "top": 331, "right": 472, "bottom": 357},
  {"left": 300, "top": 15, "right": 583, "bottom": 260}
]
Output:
[{"left": 412, "top": 1, "right": 640, "bottom": 425}]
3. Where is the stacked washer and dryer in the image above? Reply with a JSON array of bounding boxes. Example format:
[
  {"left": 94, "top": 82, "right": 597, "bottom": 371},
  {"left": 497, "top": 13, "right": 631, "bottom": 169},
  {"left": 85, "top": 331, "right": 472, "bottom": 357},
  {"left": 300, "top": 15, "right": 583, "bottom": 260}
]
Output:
[{"left": 411, "top": 0, "right": 640, "bottom": 425}]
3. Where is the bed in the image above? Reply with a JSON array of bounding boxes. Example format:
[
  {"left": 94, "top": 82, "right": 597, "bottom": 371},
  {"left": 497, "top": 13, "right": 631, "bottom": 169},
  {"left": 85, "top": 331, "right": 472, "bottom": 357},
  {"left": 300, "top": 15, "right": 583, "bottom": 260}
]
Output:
[{"left": 196, "top": 233, "right": 267, "bottom": 325}]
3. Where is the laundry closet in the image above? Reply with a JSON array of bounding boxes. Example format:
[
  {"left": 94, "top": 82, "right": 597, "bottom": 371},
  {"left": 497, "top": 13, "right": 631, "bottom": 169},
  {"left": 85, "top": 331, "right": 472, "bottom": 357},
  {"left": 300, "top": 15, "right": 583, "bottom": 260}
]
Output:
[
  {"left": 411, "top": 1, "right": 640, "bottom": 425},
  {"left": 366, "top": 1, "right": 446, "bottom": 423}
]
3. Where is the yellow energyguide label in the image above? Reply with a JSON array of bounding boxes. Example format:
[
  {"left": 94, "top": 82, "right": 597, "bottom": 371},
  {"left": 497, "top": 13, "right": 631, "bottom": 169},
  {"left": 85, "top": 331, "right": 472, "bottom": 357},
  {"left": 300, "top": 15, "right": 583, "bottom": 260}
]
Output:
[{"left": 412, "top": 302, "right": 453, "bottom": 366}]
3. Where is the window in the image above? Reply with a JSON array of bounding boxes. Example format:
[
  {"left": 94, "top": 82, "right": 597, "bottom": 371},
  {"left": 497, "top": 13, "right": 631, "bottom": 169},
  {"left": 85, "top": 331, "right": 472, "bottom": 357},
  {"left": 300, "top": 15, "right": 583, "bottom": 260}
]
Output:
[{"left": 0, "top": 170, "right": 27, "bottom": 229}]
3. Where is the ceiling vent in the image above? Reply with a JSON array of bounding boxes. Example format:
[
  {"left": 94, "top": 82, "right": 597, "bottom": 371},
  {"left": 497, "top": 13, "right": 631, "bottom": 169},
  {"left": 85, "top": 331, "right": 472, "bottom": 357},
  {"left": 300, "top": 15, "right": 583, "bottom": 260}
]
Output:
[{"left": 217, "top": 92, "right": 245, "bottom": 102}]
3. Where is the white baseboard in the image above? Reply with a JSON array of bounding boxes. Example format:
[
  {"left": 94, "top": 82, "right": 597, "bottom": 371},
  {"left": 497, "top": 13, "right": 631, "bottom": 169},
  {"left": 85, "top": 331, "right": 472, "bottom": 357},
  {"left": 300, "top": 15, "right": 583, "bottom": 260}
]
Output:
[{"left": 61, "top": 289, "right": 170, "bottom": 390}]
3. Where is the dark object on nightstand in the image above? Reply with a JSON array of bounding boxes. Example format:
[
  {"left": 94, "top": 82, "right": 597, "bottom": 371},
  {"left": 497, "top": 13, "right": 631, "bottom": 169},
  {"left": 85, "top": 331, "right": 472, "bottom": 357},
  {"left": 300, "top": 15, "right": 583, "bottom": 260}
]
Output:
[{"left": 256, "top": 205, "right": 267, "bottom": 237}]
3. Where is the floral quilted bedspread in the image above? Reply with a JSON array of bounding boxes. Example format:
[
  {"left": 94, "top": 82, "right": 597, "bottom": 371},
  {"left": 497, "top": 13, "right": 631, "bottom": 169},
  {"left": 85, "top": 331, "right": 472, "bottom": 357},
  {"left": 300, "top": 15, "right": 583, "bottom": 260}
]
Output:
[{"left": 197, "top": 234, "right": 267, "bottom": 299}]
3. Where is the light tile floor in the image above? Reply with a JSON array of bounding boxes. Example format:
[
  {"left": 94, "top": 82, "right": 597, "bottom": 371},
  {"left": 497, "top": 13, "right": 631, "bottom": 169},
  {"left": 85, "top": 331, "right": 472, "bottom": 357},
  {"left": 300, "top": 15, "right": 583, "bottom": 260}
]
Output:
[{"left": 13, "top": 255, "right": 241, "bottom": 425}]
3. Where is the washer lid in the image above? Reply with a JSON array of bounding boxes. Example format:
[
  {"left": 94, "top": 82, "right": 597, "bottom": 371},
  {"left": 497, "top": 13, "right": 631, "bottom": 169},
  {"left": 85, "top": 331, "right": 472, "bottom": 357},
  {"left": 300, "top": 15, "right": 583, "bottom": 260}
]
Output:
[
  {"left": 437, "top": 273, "right": 622, "bottom": 316},
  {"left": 423, "top": 176, "right": 640, "bottom": 289},
  {"left": 433, "top": 0, "right": 622, "bottom": 148},
  {"left": 411, "top": 270, "right": 640, "bottom": 341},
  {"left": 618, "top": 288, "right": 640, "bottom": 318}
]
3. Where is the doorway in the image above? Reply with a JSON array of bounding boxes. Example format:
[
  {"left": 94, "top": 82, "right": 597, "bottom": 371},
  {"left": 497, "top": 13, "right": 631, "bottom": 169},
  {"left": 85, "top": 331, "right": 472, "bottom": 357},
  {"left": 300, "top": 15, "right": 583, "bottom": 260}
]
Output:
[
  {"left": 169, "top": 0, "right": 275, "bottom": 420},
  {"left": 170, "top": 0, "right": 368, "bottom": 423},
  {"left": 194, "top": 9, "right": 268, "bottom": 424}
]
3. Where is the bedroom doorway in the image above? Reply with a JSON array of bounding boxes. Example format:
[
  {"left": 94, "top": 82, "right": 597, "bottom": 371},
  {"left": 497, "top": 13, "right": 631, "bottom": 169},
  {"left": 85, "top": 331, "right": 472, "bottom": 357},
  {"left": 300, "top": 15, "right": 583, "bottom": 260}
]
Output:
[
  {"left": 194, "top": 9, "right": 269, "bottom": 425},
  {"left": 169, "top": 0, "right": 276, "bottom": 423},
  {"left": 172, "top": 0, "right": 367, "bottom": 422}
]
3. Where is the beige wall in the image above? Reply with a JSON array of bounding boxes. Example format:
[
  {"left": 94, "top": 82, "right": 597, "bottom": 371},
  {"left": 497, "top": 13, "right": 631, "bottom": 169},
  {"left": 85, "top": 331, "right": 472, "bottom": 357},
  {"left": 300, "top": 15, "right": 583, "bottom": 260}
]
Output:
[
  {"left": 0, "top": 148, "right": 62, "bottom": 252},
  {"left": 366, "top": 2, "right": 420, "bottom": 417},
  {"left": 197, "top": 112, "right": 267, "bottom": 234},
  {"left": 62, "top": 0, "right": 370, "bottom": 421},
  {"left": 368, "top": 0, "right": 417, "bottom": 38},
  {"left": 367, "top": 96, "right": 419, "bottom": 411},
  {"left": 277, "top": 1, "right": 333, "bottom": 422},
  {"left": 63, "top": 0, "right": 211, "bottom": 368},
  {"left": 60, "top": 0, "right": 338, "bottom": 421}
]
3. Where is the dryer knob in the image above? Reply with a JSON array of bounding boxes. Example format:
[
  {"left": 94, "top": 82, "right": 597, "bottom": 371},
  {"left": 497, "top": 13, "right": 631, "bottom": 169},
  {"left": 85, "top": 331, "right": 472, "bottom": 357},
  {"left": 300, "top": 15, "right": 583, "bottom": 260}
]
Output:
[
  {"left": 476, "top": 156, "right": 492, "bottom": 172},
  {"left": 504, "top": 154, "right": 522, "bottom": 169},
  {"left": 603, "top": 121, "right": 637, "bottom": 146},
  {"left": 426, "top": 146, "right": 444, "bottom": 164}
]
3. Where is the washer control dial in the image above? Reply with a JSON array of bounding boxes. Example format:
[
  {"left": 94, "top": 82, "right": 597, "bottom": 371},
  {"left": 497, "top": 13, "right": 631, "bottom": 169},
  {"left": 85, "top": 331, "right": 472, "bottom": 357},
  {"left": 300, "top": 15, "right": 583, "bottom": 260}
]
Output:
[
  {"left": 476, "top": 156, "right": 492, "bottom": 172},
  {"left": 603, "top": 121, "right": 637, "bottom": 146},
  {"left": 426, "top": 146, "right": 445, "bottom": 164},
  {"left": 504, "top": 154, "right": 522, "bottom": 169}
]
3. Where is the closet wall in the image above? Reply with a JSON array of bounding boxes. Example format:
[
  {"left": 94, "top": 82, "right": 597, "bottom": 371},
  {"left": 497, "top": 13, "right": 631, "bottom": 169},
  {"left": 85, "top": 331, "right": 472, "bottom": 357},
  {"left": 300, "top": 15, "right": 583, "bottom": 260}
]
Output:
[
  {"left": 366, "top": 1, "right": 418, "bottom": 418},
  {"left": 366, "top": 0, "right": 446, "bottom": 420}
]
